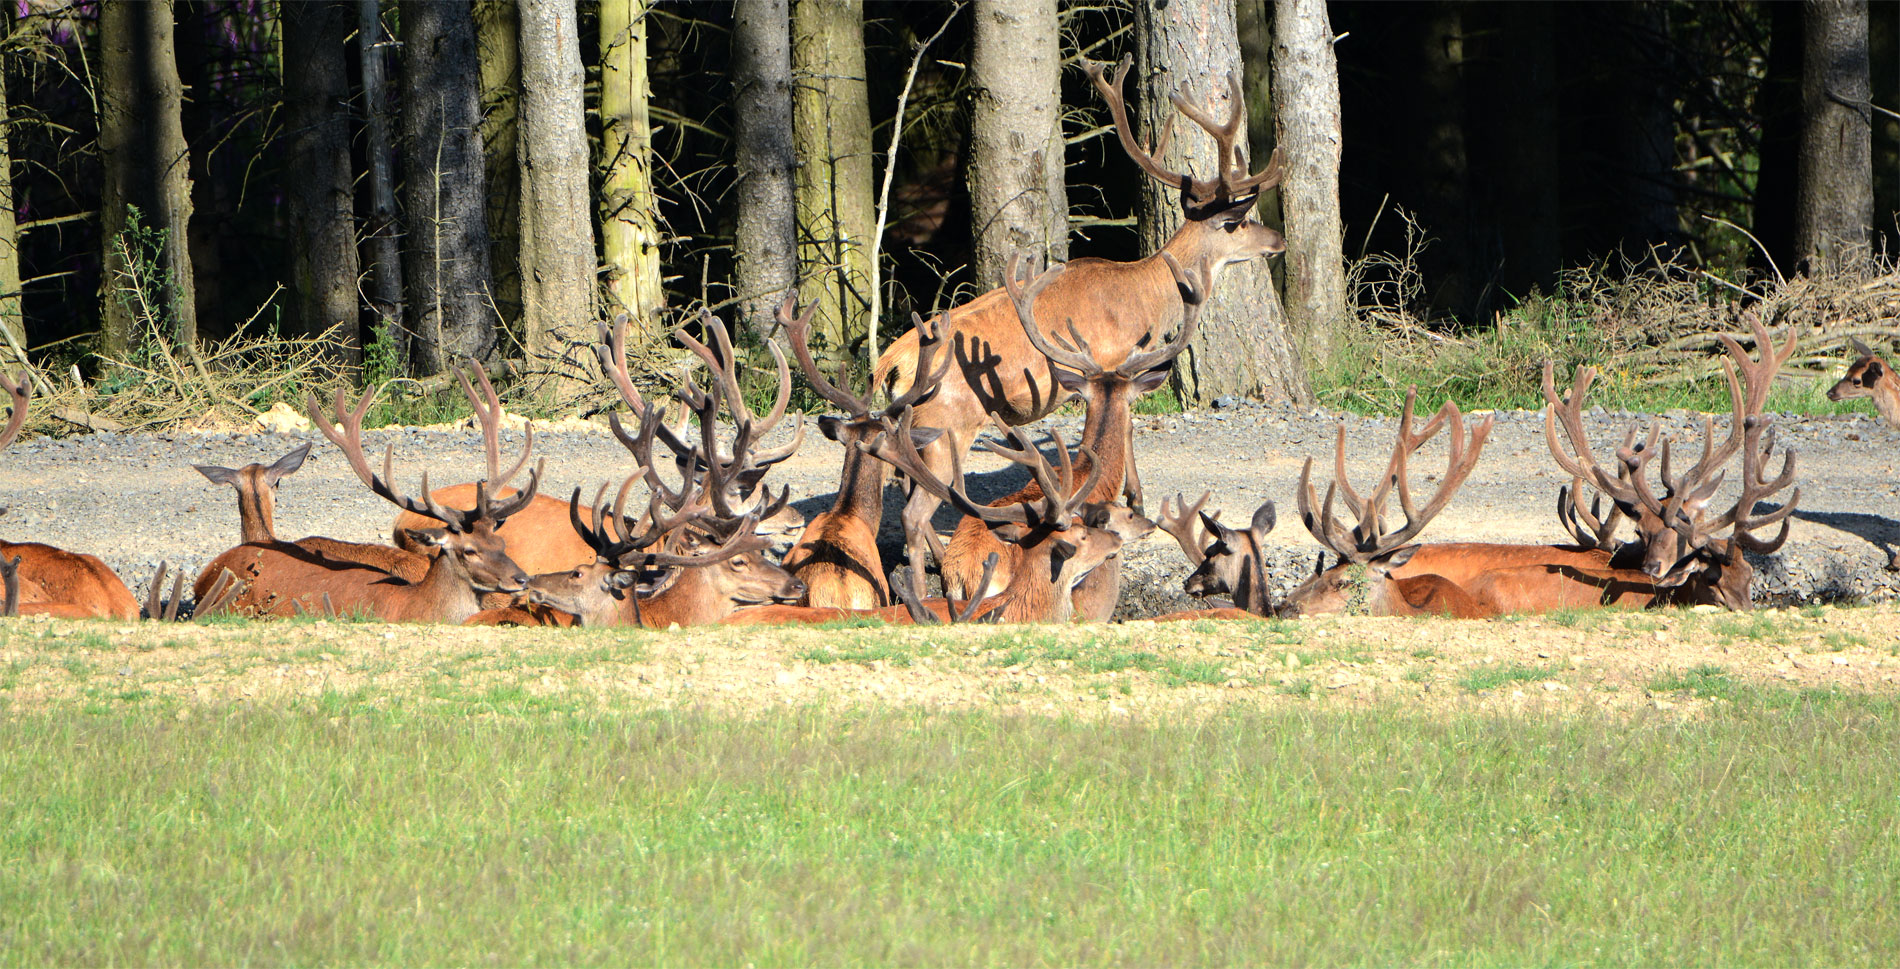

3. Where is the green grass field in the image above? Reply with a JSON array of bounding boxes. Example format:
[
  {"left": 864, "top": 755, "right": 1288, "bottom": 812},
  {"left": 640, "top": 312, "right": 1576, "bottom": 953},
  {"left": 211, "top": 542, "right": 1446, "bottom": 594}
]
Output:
[{"left": 4, "top": 692, "right": 1897, "bottom": 966}]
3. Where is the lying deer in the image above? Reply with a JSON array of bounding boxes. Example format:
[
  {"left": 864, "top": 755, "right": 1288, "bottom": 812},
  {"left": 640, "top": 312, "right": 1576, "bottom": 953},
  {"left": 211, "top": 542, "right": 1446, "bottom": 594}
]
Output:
[
  {"left": 196, "top": 372, "right": 540, "bottom": 622},
  {"left": 876, "top": 55, "right": 1285, "bottom": 573},
  {"left": 1827, "top": 336, "right": 1900, "bottom": 428},
  {"left": 195, "top": 440, "right": 426, "bottom": 581},
  {"left": 939, "top": 249, "right": 1203, "bottom": 620},
  {"left": 0, "top": 371, "right": 141, "bottom": 620}
]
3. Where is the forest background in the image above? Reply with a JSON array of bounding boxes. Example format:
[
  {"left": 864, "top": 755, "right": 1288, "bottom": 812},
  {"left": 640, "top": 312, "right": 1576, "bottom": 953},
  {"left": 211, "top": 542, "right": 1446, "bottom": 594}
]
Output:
[{"left": 0, "top": 0, "right": 1894, "bottom": 432}]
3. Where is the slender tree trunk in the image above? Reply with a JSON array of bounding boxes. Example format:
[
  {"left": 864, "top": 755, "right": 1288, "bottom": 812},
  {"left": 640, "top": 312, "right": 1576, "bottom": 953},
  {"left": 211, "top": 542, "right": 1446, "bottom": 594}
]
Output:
[
  {"left": 474, "top": 0, "right": 522, "bottom": 335},
  {"left": 1797, "top": 0, "right": 1873, "bottom": 274},
  {"left": 1236, "top": 0, "right": 1283, "bottom": 294},
  {"left": 516, "top": 0, "right": 597, "bottom": 393},
  {"left": 1138, "top": 0, "right": 1308, "bottom": 405},
  {"left": 99, "top": 0, "right": 197, "bottom": 358},
  {"left": 731, "top": 0, "right": 798, "bottom": 342},
  {"left": 968, "top": 0, "right": 1067, "bottom": 291},
  {"left": 359, "top": 0, "right": 406, "bottom": 371},
  {"left": 398, "top": 0, "right": 496, "bottom": 373},
  {"left": 792, "top": 0, "right": 873, "bottom": 352},
  {"left": 599, "top": 0, "right": 664, "bottom": 346},
  {"left": 0, "top": 53, "right": 22, "bottom": 354},
  {"left": 283, "top": 0, "right": 362, "bottom": 365},
  {"left": 1270, "top": 0, "right": 1344, "bottom": 367}
]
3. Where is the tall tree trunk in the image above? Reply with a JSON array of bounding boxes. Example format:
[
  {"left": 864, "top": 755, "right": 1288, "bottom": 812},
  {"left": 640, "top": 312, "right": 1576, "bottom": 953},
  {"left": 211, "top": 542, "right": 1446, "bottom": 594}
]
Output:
[
  {"left": 731, "top": 0, "right": 798, "bottom": 342},
  {"left": 968, "top": 0, "right": 1067, "bottom": 291},
  {"left": 1271, "top": 0, "right": 1345, "bottom": 368},
  {"left": 1756, "top": 0, "right": 1804, "bottom": 276},
  {"left": 474, "top": 0, "right": 522, "bottom": 336},
  {"left": 398, "top": 0, "right": 496, "bottom": 373},
  {"left": 0, "top": 52, "right": 22, "bottom": 356},
  {"left": 792, "top": 0, "right": 873, "bottom": 352},
  {"left": 359, "top": 0, "right": 406, "bottom": 372},
  {"left": 1236, "top": 0, "right": 1283, "bottom": 294},
  {"left": 283, "top": 0, "right": 362, "bottom": 365},
  {"left": 99, "top": 0, "right": 197, "bottom": 358},
  {"left": 1138, "top": 0, "right": 1309, "bottom": 405},
  {"left": 599, "top": 0, "right": 664, "bottom": 346},
  {"left": 1797, "top": 0, "right": 1873, "bottom": 274},
  {"left": 516, "top": 0, "right": 597, "bottom": 393}
]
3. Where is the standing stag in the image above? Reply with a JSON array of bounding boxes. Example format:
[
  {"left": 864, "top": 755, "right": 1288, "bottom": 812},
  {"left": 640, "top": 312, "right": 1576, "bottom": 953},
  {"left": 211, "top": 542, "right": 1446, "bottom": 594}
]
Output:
[{"left": 875, "top": 55, "right": 1285, "bottom": 573}]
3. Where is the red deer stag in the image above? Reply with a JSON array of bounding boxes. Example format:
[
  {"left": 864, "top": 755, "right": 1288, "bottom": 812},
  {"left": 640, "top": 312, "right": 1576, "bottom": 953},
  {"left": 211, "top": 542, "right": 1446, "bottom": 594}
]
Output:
[
  {"left": 874, "top": 55, "right": 1285, "bottom": 571},
  {"left": 195, "top": 377, "right": 540, "bottom": 621},
  {"left": 0, "top": 371, "right": 141, "bottom": 620},
  {"left": 1828, "top": 337, "right": 1900, "bottom": 428},
  {"left": 783, "top": 295, "right": 952, "bottom": 608},
  {"left": 939, "top": 249, "right": 1203, "bottom": 619}
]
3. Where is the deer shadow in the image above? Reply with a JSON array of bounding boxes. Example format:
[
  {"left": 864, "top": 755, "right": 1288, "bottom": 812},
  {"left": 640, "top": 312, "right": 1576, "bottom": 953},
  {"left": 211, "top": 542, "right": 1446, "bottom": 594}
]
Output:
[{"left": 1791, "top": 507, "right": 1900, "bottom": 568}]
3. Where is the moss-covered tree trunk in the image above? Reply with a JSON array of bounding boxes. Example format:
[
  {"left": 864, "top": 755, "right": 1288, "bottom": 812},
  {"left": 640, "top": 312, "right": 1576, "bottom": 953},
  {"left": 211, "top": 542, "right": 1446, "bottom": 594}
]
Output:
[
  {"left": 731, "top": 0, "right": 797, "bottom": 341},
  {"left": 599, "top": 0, "right": 663, "bottom": 346},
  {"left": 1270, "top": 0, "right": 1343, "bottom": 371},
  {"left": 283, "top": 0, "right": 362, "bottom": 365},
  {"left": 358, "top": 0, "right": 406, "bottom": 371},
  {"left": 99, "top": 0, "right": 197, "bottom": 358},
  {"left": 474, "top": 0, "right": 522, "bottom": 336},
  {"left": 968, "top": 0, "right": 1066, "bottom": 291},
  {"left": 1136, "top": 0, "right": 1308, "bottom": 405},
  {"left": 518, "top": 0, "right": 598, "bottom": 392},
  {"left": 792, "top": 0, "right": 873, "bottom": 352},
  {"left": 1797, "top": 0, "right": 1873, "bottom": 273},
  {"left": 398, "top": 0, "right": 496, "bottom": 373}
]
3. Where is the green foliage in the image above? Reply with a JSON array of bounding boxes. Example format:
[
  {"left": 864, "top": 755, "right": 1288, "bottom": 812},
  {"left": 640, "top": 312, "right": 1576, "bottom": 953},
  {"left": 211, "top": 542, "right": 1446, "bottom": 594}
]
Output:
[{"left": 1458, "top": 663, "right": 1563, "bottom": 693}]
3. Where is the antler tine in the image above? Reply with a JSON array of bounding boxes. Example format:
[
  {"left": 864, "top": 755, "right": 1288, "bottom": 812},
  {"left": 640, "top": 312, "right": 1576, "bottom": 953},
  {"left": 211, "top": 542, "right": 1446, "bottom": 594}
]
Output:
[
  {"left": 453, "top": 359, "right": 533, "bottom": 490},
  {"left": 1118, "top": 252, "right": 1210, "bottom": 377},
  {"left": 783, "top": 293, "right": 870, "bottom": 418},
  {"left": 1378, "top": 403, "right": 1494, "bottom": 555},
  {"left": 1680, "top": 313, "right": 1795, "bottom": 492},
  {"left": 1296, "top": 458, "right": 1365, "bottom": 562},
  {"left": 193, "top": 569, "right": 242, "bottom": 621},
  {"left": 144, "top": 562, "right": 169, "bottom": 620},
  {"left": 1085, "top": 55, "right": 1282, "bottom": 205},
  {"left": 0, "top": 369, "right": 30, "bottom": 451},
  {"left": 885, "top": 311, "right": 956, "bottom": 415},
  {"left": 1541, "top": 361, "right": 1645, "bottom": 506},
  {"left": 307, "top": 384, "right": 474, "bottom": 530},
  {"left": 1158, "top": 491, "right": 1217, "bottom": 566},
  {"left": 890, "top": 563, "right": 936, "bottom": 624},
  {"left": 1085, "top": 55, "right": 1185, "bottom": 193},
  {"left": 1006, "top": 249, "right": 1096, "bottom": 377},
  {"left": 973, "top": 418, "right": 1103, "bottom": 528},
  {"left": 954, "top": 552, "right": 1001, "bottom": 623},
  {"left": 1164, "top": 71, "right": 1284, "bottom": 196},
  {"left": 634, "top": 515, "right": 771, "bottom": 570},
  {"left": 862, "top": 408, "right": 1035, "bottom": 527}
]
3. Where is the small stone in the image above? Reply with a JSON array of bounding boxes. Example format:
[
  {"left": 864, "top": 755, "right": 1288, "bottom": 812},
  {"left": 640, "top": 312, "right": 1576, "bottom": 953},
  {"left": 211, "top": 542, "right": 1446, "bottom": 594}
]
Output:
[
  {"left": 1285, "top": 652, "right": 1302, "bottom": 669},
  {"left": 1691, "top": 604, "right": 1721, "bottom": 614}
]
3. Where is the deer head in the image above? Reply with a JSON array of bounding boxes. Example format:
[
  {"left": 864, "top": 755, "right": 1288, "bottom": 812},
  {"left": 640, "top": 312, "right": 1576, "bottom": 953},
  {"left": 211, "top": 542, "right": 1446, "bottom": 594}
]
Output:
[{"left": 194, "top": 442, "right": 312, "bottom": 544}]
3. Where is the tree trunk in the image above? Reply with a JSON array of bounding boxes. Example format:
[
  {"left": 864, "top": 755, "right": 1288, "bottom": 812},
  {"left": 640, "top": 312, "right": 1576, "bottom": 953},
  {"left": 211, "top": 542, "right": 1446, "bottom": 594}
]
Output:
[
  {"left": 1797, "top": 0, "right": 1873, "bottom": 274},
  {"left": 398, "top": 0, "right": 497, "bottom": 373},
  {"left": 1270, "top": 0, "right": 1344, "bottom": 368},
  {"left": 968, "top": 0, "right": 1067, "bottom": 291},
  {"left": 474, "top": 0, "right": 522, "bottom": 336},
  {"left": 792, "top": 0, "right": 874, "bottom": 353},
  {"left": 99, "top": 0, "right": 197, "bottom": 358},
  {"left": 599, "top": 0, "right": 664, "bottom": 346},
  {"left": 359, "top": 0, "right": 406, "bottom": 373},
  {"left": 1137, "top": 0, "right": 1308, "bottom": 405},
  {"left": 731, "top": 0, "right": 798, "bottom": 342},
  {"left": 282, "top": 0, "right": 362, "bottom": 365},
  {"left": 0, "top": 52, "right": 22, "bottom": 355},
  {"left": 516, "top": 0, "right": 597, "bottom": 393},
  {"left": 1236, "top": 0, "right": 1283, "bottom": 294}
]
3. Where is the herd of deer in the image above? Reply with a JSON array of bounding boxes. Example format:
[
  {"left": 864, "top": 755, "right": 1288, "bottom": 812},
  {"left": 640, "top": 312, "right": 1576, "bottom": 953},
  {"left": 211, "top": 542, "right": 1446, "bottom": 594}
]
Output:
[{"left": 0, "top": 56, "right": 1891, "bottom": 629}]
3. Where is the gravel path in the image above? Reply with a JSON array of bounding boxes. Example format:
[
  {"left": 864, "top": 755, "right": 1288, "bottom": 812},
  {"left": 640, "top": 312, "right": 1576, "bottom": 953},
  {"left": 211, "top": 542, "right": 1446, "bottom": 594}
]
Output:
[{"left": 3, "top": 400, "right": 1898, "bottom": 617}]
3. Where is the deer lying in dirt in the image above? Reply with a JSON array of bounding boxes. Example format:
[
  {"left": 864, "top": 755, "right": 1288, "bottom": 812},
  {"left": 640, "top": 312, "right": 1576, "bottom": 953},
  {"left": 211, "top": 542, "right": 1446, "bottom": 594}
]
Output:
[{"left": 0, "top": 371, "right": 141, "bottom": 619}]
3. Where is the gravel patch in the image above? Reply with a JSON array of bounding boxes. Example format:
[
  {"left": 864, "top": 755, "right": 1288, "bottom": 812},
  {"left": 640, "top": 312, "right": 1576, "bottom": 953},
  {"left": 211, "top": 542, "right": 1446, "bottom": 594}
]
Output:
[{"left": 3, "top": 400, "right": 1897, "bottom": 616}]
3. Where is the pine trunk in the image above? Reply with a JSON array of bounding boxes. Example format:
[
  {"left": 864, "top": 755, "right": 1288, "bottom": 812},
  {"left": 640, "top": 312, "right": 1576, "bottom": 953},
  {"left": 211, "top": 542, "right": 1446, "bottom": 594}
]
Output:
[
  {"left": 730, "top": 0, "right": 797, "bottom": 342},
  {"left": 517, "top": 0, "right": 598, "bottom": 393},
  {"left": 968, "top": 0, "right": 1067, "bottom": 291},
  {"left": 99, "top": 0, "right": 197, "bottom": 358},
  {"left": 792, "top": 0, "right": 873, "bottom": 353},
  {"left": 1236, "top": 0, "right": 1283, "bottom": 294},
  {"left": 398, "top": 0, "right": 497, "bottom": 373},
  {"left": 474, "top": 0, "right": 522, "bottom": 334},
  {"left": 359, "top": 0, "right": 406, "bottom": 371},
  {"left": 0, "top": 52, "right": 22, "bottom": 355},
  {"left": 1797, "top": 0, "right": 1873, "bottom": 274},
  {"left": 1270, "top": 0, "right": 1345, "bottom": 367},
  {"left": 1137, "top": 0, "right": 1309, "bottom": 405},
  {"left": 283, "top": 0, "right": 362, "bottom": 365},
  {"left": 599, "top": 0, "right": 664, "bottom": 346}
]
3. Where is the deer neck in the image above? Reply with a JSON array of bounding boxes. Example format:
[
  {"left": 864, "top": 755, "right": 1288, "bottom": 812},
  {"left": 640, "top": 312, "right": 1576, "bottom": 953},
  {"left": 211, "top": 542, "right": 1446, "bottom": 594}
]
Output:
[
  {"left": 1077, "top": 384, "right": 1131, "bottom": 501},
  {"left": 1156, "top": 223, "right": 1240, "bottom": 296},
  {"left": 413, "top": 550, "right": 482, "bottom": 622},
  {"left": 633, "top": 567, "right": 727, "bottom": 628},
  {"left": 831, "top": 442, "right": 889, "bottom": 528},
  {"left": 1870, "top": 374, "right": 1900, "bottom": 427},
  {"left": 1231, "top": 543, "right": 1271, "bottom": 614},
  {"left": 236, "top": 480, "right": 276, "bottom": 544}
]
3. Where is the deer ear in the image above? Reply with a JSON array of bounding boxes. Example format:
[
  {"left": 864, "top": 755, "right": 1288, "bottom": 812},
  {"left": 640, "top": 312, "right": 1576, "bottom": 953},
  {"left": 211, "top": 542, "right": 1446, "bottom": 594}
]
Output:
[
  {"left": 1249, "top": 501, "right": 1277, "bottom": 538},
  {"left": 264, "top": 442, "right": 312, "bottom": 484},
  {"left": 402, "top": 527, "right": 449, "bottom": 548},
  {"left": 1052, "top": 367, "right": 1088, "bottom": 395},
  {"left": 1376, "top": 544, "right": 1421, "bottom": 571},
  {"left": 1869, "top": 360, "right": 1887, "bottom": 381},
  {"left": 908, "top": 425, "right": 944, "bottom": 449},
  {"left": 1851, "top": 336, "right": 1875, "bottom": 358},
  {"left": 988, "top": 521, "right": 1030, "bottom": 543},
  {"left": 606, "top": 569, "right": 642, "bottom": 591},
  {"left": 1131, "top": 367, "right": 1172, "bottom": 395},
  {"left": 1050, "top": 537, "right": 1079, "bottom": 564},
  {"left": 1202, "top": 193, "right": 1260, "bottom": 227},
  {"left": 194, "top": 465, "right": 238, "bottom": 486},
  {"left": 818, "top": 415, "right": 847, "bottom": 442},
  {"left": 1200, "top": 510, "right": 1234, "bottom": 543}
]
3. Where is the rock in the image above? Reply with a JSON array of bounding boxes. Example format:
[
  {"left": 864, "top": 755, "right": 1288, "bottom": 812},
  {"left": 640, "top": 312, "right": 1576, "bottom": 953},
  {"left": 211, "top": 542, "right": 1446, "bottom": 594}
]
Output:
[{"left": 253, "top": 402, "right": 311, "bottom": 434}]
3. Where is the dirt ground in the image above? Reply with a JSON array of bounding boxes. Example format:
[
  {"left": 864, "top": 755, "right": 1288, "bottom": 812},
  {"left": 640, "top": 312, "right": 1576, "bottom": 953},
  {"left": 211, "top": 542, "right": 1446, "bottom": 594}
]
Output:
[{"left": 5, "top": 602, "right": 1896, "bottom": 721}]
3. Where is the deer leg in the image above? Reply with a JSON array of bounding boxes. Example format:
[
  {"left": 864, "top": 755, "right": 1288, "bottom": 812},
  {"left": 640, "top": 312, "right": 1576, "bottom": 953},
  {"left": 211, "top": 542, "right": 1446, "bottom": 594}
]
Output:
[
  {"left": 1123, "top": 443, "right": 1145, "bottom": 516},
  {"left": 898, "top": 427, "right": 967, "bottom": 590}
]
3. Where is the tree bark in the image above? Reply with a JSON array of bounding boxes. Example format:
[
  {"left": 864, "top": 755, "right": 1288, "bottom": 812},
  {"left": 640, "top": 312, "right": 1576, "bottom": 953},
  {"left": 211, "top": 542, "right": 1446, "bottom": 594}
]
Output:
[
  {"left": 1270, "top": 0, "right": 1344, "bottom": 368},
  {"left": 359, "top": 0, "right": 406, "bottom": 372},
  {"left": 398, "top": 0, "right": 497, "bottom": 373},
  {"left": 474, "top": 0, "right": 522, "bottom": 334},
  {"left": 731, "top": 0, "right": 798, "bottom": 342},
  {"left": 1797, "top": 0, "right": 1873, "bottom": 274},
  {"left": 1137, "top": 0, "right": 1308, "bottom": 405},
  {"left": 1235, "top": 0, "right": 1283, "bottom": 294},
  {"left": 792, "top": 0, "right": 874, "bottom": 352},
  {"left": 599, "top": 0, "right": 664, "bottom": 346},
  {"left": 99, "top": 0, "right": 197, "bottom": 358},
  {"left": 968, "top": 0, "right": 1067, "bottom": 291},
  {"left": 516, "top": 0, "right": 597, "bottom": 391},
  {"left": 282, "top": 0, "right": 362, "bottom": 365},
  {"left": 0, "top": 51, "right": 22, "bottom": 354}
]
